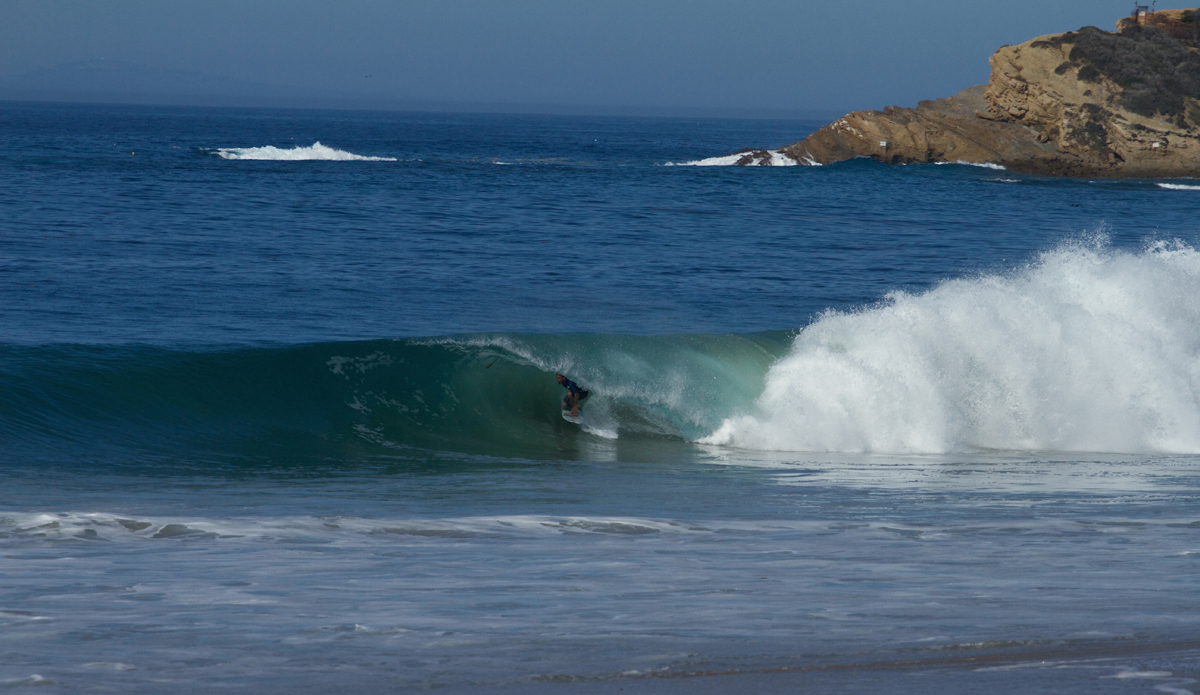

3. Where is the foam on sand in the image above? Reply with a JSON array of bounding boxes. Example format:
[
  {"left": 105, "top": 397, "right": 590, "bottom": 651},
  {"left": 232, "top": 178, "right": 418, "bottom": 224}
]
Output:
[
  {"left": 215, "top": 142, "right": 397, "bottom": 161},
  {"left": 703, "top": 238, "right": 1200, "bottom": 454}
]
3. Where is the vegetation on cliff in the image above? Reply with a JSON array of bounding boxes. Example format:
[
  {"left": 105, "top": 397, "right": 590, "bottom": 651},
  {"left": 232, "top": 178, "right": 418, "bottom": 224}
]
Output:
[
  {"left": 1037, "top": 23, "right": 1200, "bottom": 124},
  {"left": 735, "top": 8, "right": 1200, "bottom": 176}
]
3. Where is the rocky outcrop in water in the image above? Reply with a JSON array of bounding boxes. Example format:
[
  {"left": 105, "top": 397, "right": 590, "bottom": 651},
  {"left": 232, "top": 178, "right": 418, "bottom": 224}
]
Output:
[{"left": 735, "top": 9, "right": 1200, "bottom": 177}]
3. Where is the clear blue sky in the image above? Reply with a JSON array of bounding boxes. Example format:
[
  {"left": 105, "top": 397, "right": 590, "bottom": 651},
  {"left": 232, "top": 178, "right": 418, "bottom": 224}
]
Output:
[{"left": 0, "top": 0, "right": 1141, "bottom": 115}]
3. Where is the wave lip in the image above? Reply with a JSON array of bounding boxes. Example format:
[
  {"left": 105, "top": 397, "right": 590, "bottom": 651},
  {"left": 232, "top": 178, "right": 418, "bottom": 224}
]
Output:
[
  {"left": 703, "top": 238, "right": 1200, "bottom": 455},
  {"left": 214, "top": 141, "right": 397, "bottom": 161}
]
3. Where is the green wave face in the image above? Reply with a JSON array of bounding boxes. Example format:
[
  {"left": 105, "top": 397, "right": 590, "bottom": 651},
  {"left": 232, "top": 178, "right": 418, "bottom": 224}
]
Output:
[{"left": 0, "top": 333, "right": 789, "bottom": 463}]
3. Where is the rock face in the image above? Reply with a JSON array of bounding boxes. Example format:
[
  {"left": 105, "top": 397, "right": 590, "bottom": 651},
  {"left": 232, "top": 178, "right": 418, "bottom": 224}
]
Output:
[{"left": 739, "top": 9, "right": 1200, "bottom": 176}]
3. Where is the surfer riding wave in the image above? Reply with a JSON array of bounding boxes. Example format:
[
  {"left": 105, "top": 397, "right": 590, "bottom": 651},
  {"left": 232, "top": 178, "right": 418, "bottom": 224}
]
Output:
[{"left": 556, "top": 374, "right": 590, "bottom": 417}]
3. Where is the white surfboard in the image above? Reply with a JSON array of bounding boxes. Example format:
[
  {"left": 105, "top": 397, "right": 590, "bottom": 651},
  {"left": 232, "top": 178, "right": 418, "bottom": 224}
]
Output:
[{"left": 561, "top": 408, "right": 617, "bottom": 439}]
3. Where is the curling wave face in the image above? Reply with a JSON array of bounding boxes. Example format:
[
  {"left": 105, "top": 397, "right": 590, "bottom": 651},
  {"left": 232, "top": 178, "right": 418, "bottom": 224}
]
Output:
[
  {"left": 705, "top": 239, "right": 1200, "bottom": 454},
  {"left": 0, "top": 333, "right": 786, "bottom": 463}
]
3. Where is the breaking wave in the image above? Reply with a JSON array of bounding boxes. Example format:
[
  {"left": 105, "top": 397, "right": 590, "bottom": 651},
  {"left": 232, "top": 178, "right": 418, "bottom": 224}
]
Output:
[
  {"left": 669, "top": 154, "right": 1009, "bottom": 169},
  {"left": 0, "top": 333, "right": 786, "bottom": 462},
  {"left": 1157, "top": 182, "right": 1200, "bottom": 191},
  {"left": 704, "top": 238, "right": 1200, "bottom": 454},
  {"left": 666, "top": 149, "right": 807, "bottom": 166},
  {"left": 934, "top": 160, "right": 1008, "bottom": 170},
  {"left": 214, "top": 142, "right": 397, "bottom": 161},
  {"left": 4, "top": 240, "right": 1200, "bottom": 460}
]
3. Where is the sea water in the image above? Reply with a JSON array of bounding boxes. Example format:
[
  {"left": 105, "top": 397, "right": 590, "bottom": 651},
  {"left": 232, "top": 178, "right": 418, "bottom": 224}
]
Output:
[{"left": 2, "top": 101, "right": 1200, "bottom": 694}]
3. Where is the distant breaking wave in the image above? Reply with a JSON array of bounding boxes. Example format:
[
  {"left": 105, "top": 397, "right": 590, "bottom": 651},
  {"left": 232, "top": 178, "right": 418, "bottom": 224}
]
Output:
[
  {"left": 214, "top": 141, "right": 397, "bottom": 161},
  {"left": 666, "top": 149, "right": 808, "bottom": 166},
  {"left": 667, "top": 153, "right": 1011, "bottom": 168},
  {"left": 935, "top": 160, "right": 1007, "bottom": 170},
  {"left": 1157, "top": 182, "right": 1200, "bottom": 190}
]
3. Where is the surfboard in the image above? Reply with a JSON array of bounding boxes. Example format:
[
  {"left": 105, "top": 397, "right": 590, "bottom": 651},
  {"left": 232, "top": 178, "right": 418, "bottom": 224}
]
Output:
[{"left": 562, "top": 410, "right": 585, "bottom": 425}]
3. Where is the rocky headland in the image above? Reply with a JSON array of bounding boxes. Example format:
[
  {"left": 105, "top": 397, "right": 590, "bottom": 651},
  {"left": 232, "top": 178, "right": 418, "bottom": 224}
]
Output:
[{"left": 729, "top": 9, "right": 1200, "bottom": 176}]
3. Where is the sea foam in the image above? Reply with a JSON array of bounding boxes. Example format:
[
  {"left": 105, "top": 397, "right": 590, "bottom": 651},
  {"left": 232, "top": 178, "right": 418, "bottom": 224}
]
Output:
[
  {"left": 1157, "top": 182, "right": 1200, "bottom": 191},
  {"left": 215, "top": 142, "right": 397, "bottom": 161},
  {"left": 935, "top": 160, "right": 1008, "bottom": 170},
  {"left": 703, "top": 239, "right": 1200, "bottom": 454},
  {"left": 667, "top": 149, "right": 802, "bottom": 166}
]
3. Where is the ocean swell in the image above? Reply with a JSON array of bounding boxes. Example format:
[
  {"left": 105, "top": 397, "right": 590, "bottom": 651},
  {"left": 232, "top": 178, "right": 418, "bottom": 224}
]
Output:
[{"left": 703, "top": 239, "right": 1200, "bottom": 454}]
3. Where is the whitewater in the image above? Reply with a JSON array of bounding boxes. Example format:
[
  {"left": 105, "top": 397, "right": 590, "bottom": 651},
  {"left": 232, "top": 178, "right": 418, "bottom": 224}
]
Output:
[
  {"left": 706, "top": 239, "right": 1200, "bottom": 454},
  {"left": 4, "top": 102, "right": 1200, "bottom": 695},
  {"left": 214, "top": 141, "right": 397, "bottom": 161}
]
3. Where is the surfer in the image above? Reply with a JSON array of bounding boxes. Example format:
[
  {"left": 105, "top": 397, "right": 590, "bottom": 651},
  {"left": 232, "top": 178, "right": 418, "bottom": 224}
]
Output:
[{"left": 556, "top": 374, "right": 589, "bottom": 417}]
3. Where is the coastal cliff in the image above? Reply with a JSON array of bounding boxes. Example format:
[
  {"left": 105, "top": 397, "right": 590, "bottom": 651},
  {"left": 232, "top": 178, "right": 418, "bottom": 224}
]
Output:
[{"left": 730, "top": 9, "right": 1200, "bottom": 176}]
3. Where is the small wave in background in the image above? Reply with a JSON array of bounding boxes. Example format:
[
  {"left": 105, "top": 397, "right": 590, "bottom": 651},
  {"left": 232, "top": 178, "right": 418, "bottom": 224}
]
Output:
[
  {"left": 665, "top": 149, "right": 802, "bottom": 166},
  {"left": 214, "top": 141, "right": 397, "bottom": 161},
  {"left": 934, "top": 160, "right": 1008, "bottom": 170},
  {"left": 705, "top": 238, "right": 1200, "bottom": 454},
  {"left": 667, "top": 154, "right": 1010, "bottom": 168}
]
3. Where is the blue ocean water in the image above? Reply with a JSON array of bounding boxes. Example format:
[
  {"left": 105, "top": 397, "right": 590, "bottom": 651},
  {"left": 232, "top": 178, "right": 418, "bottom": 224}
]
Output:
[{"left": 2, "top": 100, "right": 1200, "bottom": 694}]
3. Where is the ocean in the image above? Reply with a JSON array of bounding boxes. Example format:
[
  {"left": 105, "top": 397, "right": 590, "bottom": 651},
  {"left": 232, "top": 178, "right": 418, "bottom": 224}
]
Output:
[{"left": 2, "top": 100, "right": 1200, "bottom": 694}]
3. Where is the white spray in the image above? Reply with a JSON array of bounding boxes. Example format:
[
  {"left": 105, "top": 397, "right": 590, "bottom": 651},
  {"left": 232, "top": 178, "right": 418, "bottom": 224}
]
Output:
[
  {"left": 704, "top": 239, "right": 1200, "bottom": 454},
  {"left": 215, "top": 142, "right": 396, "bottom": 161}
]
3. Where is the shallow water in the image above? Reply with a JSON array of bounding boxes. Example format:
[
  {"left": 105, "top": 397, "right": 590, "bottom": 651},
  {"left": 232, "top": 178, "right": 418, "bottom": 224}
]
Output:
[{"left": 5, "top": 452, "right": 1200, "bottom": 693}]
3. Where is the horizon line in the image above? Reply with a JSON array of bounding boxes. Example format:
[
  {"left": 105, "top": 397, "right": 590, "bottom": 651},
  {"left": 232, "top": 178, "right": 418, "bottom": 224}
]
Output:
[{"left": 0, "top": 90, "right": 849, "bottom": 122}]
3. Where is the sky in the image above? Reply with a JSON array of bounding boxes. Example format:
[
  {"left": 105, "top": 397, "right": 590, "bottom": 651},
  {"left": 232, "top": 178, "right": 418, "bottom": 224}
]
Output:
[{"left": 0, "top": 0, "right": 1144, "bottom": 116}]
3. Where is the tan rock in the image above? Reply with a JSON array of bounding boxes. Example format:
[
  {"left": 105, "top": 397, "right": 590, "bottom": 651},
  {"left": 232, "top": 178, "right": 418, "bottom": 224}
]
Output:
[{"left": 741, "top": 10, "right": 1200, "bottom": 177}]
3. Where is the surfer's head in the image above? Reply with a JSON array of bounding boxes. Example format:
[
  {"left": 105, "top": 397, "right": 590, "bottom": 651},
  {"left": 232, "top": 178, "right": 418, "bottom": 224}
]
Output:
[{"left": 555, "top": 374, "right": 565, "bottom": 383}]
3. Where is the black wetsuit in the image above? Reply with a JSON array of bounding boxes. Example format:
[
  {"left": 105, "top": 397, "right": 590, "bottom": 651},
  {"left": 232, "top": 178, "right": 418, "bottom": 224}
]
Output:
[{"left": 560, "top": 377, "right": 589, "bottom": 411}]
